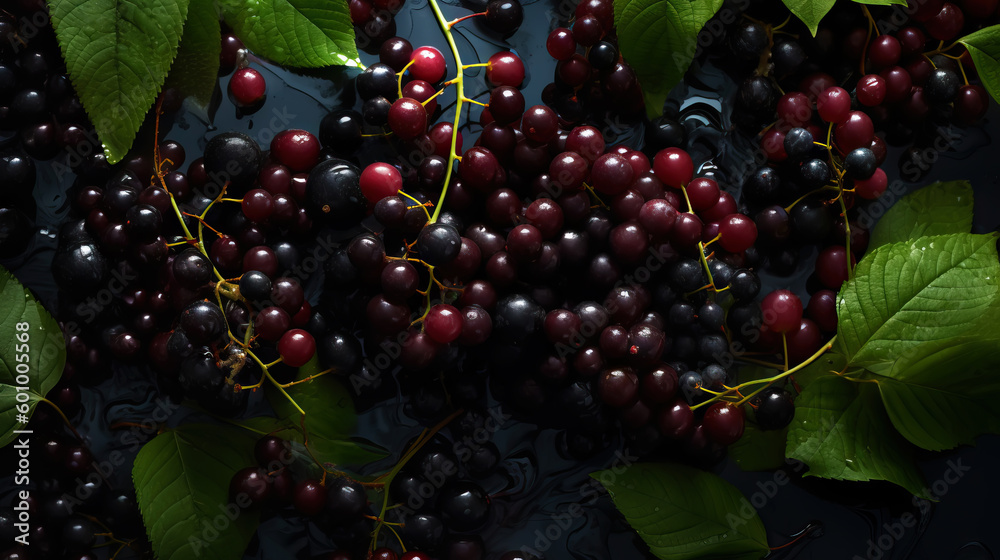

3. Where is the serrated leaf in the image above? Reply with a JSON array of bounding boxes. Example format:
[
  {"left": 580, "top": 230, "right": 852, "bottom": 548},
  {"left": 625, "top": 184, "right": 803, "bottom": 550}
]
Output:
[
  {"left": 48, "top": 0, "right": 191, "bottom": 163},
  {"left": 166, "top": 0, "right": 221, "bottom": 106},
  {"left": 836, "top": 234, "right": 1000, "bottom": 373},
  {"left": 133, "top": 424, "right": 259, "bottom": 560},
  {"left": 591, "top": 462, "right": 769, "bottom": 560},
  {"left": 614, "top": 0, "right": 724, "bottom": 118},
  {"left": 266, "top": 357, "right": 387, "bottom": 467},
  {"left": 960, "top": 25, "right": 1000, "bottom": 105},
  {"left": 869, "top": 181, "right": 974, "bottom": 248},
  {"left": 872, "top": 338, "right": 1000, "bottom": 451},
  {"left": 730, "top": 425, "right": 789, "bottom": 472},
  {"left": 0, "top": 268, "right": 65, "bottom": 447},
  {"left": 218, "top": 0, "right": 360, "bottom": 68},
  {"left": 781, "top": 0, "right": 835, "bottom": 36},
  {"left": 785, "top": 375, "right": 929, "bottom": 497}
]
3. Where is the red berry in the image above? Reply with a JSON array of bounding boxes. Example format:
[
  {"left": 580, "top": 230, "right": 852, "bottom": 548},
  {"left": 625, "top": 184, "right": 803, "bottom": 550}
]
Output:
[
  {"left": 787, "top": 319, "right": 823, "bottom": 363},
  {"left": 653, "top": 147, "right": 694, "bottom": 188},
  {"left": 387, "top": 97, "right": 428, "bottom": 141},
  {"left": 401, "top": 79, "right": 438, "bottom": 115},
  {"left": 856, "top": 74, "right": 886, "bottom": 107},
  {"left": 409, "top": 46, "right": 447, "bottom": 83},
  {"left": 360, "top": 162, "right": 403, "bottom": 203},
  {"left": 761, "top": 289, "right": 803, "bottom": 334},
  {"left": 424, "top": 304, "right": 463, "bottom": 344},
  {"left": 777, "top": 91, "right": 812, "bottom": 127},
  {"left": 854, "top": 167, "right": 887, "bottom": 199},
  {"left": 229, "top": 67, "right": 266, "bottom": 106},
  {"left": 834, "top": 111, "right": 874, "bottom": 153},
  {"left": 278, "top": 329, "right": 316, "bottom": 367},
  {"left": 546, "top": 27, "right": 576, "bottom": 60},
  {"left": 816, "top": 87, "right": 851, "bottom": 123},
  {"left": 815, "top": 245, "right": 853, "bottom": 289},
  {"left": 270, "top": 129, "right": 320, "bottom": 172},
  {"left": 761, "top": 128, "right": 787, "bottom": 161},
  {"left": 590, "top": 153, "right": 634, "bottom": 195},
  {"left": 718, "top": 213, "right": 757, "bottom": 253},
  {"left": 926, "top": 3, "right": 964, "bottom": 40},
  {"left": 242, "top": 189, "right": 274, "bottom": 223},
  {"left": 686, "top": 177, "right": 720, "bottom": 211},
  {"left": 702, "top": 402, "right": 745, "bottom": 446},
  {"left": 868, "top": 35, "right": 902, "bottom": 69},
  {"left": 486, "top": 51, "right": 525, "bottom": 87}
]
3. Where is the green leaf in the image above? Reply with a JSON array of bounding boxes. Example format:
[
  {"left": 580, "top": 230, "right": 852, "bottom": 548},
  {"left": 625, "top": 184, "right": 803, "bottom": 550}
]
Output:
[
  {"left": 836, "top": 234, "right": 1000, "bottom": 373},
  {"left": 165, "top": 0, "right": 221, "bottom": 106},
  {"left": 729, "top": 425, "right": 789, "bottom": 472},
  {"left": 781, "top": 0, "right": 835, "bottom": 35},
  {"left": 48, "top": 0, "right": 191, "bottom": 163},
  {"left": 960, "top": 25, "right": 1000, "bottom": 105},
  {"left": 591, "top": 463, "right": 768, "bottom": 559},
  {"left": 133, "top": 424, "right": 259, "bottom": 560},
  {"left": 869, "top": 181, "right": 974, "bottom": 248},
  {"left": 266, "top": 357, "right": 387, "bottom": 466},
  {"left": 218, "top": 0, "right": 360, "bottom": 68},
  {"left": 785, "top": 375, "right": 929, "bottom": 497},
  {"left": 0, "top": 268, "right": 65, "bottom": 447},
  {"left": 614, "top": 0, "right": 725, "bottom": 118},
  {"left": 872, "top": 338, "right": 1000, "bottom": 451}
]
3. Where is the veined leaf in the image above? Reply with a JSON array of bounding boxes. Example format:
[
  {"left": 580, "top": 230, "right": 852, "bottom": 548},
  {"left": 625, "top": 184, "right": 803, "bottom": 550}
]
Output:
[
  {"left": 591, "top": 462, "right": 769, "bottom": 560},
  {"left": 48, "top": 0, "right": 191, "bottom": 163},
  {"left": 873, "top": 338, "right": 1000, "bottom": 451},
  {"left": 166, "top": 0, "right": 221, "bottom": 106},
  {"left": 836, "top": 234, "right": 1000, "bottom": 373},
  {"left": 960, "top": 25, "right": 1000, "bottom": 105},
  {"left": 869, "top": 181, "right": 974, "bottom": 248},
  {"left": 851, "top": 0, "right": 906, "bottom": 5},
  {"left": 614, "top": 0, "right": 724, "bottom": 118},
  {"left": 781, "top": 0, "right": 835, "bottom": 36},
  {"left": 786, "top": 375, "right": 929, "bottom": 498},
  {"left": 0, "top": 268, "right": 65, "bottom": 447},
  {"left": 218, "top": 0, "right": 360, "bottom": 68},
  {"left": 133, "top": 424, "right": 259, "bottom": 560},
  {"left": 266, "top": 357, "right": 387, "bottom": 466}
]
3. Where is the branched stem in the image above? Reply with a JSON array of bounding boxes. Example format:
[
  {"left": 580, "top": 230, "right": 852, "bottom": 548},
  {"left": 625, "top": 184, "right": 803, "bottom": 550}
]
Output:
[{"left": 427, "top": 0, "right": 465, "bottom": 224}]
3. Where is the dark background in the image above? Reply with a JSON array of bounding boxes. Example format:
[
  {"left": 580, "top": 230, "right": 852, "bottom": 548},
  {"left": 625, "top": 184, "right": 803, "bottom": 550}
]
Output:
[{"left": 2, "top": 0, "right": 999, "bottom": 558}]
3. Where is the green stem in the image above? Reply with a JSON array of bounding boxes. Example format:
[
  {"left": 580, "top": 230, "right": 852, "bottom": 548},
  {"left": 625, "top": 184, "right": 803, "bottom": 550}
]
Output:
[
  {"left": 692, "top": 336, "right": 838, "bottom": 410},
  {"left": 426, "top": 0, "right": 464, "bottom": 224}
]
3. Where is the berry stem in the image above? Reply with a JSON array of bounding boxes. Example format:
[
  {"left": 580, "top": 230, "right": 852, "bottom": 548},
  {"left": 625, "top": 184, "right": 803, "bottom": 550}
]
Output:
[
  {"left": 427, "top": 0, "right": 466, "bottom": 224},
  {"left": 692, "top": 336, "right": 837, "bottom": 410},
  {"left": 370, "top": 409, "right": 463, "bottom": 551},
  {"left": 38, "top": 397, "right": 84, "bottom": 442},
  {"left": 447, "top": 11, "right": 485, "bottom": 28}
]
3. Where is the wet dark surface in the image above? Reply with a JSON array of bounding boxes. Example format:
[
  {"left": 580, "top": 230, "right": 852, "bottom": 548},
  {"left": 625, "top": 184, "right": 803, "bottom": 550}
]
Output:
[{"left": 1, "top": 0, "right": 999, "bottom": 558}]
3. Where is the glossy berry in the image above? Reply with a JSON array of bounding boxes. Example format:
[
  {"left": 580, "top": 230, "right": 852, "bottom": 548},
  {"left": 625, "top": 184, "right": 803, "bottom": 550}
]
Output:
[
  {"left": 653, "top": 148, "right": 694, "bottom": 188},
  {"left": 486, "top": 52, "right": 525, "bottom": 87},
  {"left": 270, "top": 130, "right": 320, "bottom": 172},
  {"left": 854, "top": 168, "right": 887, "bottom": 199},
  {"left": 417, "top": 223, "right": 462, "bottom": 266},
  {"left": 856, "top": 74, "right": 886, "bottom": 106},
  {"left": 230, "top": 467, "right": 271, "bottom": 505},
  {"left": 425, "top": 304, "right": 463, "bottom": 344},
  {"left": 546, "top": 28, "right": 576, "bottom": 60},
  {"left": 242, "top": 189, "right": 275, "bottom": 222},
  {"left": 293, "top": 480, "right": 327, "bottom": 516},
  {"left": 485, "top": 0, "right": 523, "bottom": 34},
  {"left": 229, "top": 67, "right": 267, "bottom": 106},
  {"left": 718, "top": 214, "right": 757, "bottom": 253},
  {"left": 360, "top": 162, "right": 403, "bottom": 203},
  {"left": 388, "top": 98, "right": 428, "bottom": 141},
  {"left": 844, "top": 148, "right": 877, "bottom": 179},
  {"left": 868, "top": 35, "right": 901, "bottom": 69},
  {"left": 409, "top": 46, "right": 447, "bottom": 83},
  {"left": 816, "top": 86, "right": 851, "bottom": 123},
  {"left": 761, "top": 289, "right": 803, "bottom": 334},
  {"left": 702, "top": 402, "right": 745, "bottom": 445},
  {"left": 835, "top": 111, "right": 875, "bottom": 153},
  {"left": 438, "top": 480, "right": 491, "bottom": 531},
  {"left": 753, "top": 388, "right": 795, "bottom": 430},
  {"left": 591, "top": 153, "right": 634, "bottom": 195}
]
